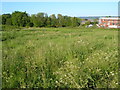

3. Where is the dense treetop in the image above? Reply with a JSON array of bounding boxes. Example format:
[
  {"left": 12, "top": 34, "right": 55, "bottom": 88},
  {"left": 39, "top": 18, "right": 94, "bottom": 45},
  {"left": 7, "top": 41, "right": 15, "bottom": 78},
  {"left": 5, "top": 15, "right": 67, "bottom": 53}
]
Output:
[{"left": 1, "top": 11, "right": 82, "bottom": 27}]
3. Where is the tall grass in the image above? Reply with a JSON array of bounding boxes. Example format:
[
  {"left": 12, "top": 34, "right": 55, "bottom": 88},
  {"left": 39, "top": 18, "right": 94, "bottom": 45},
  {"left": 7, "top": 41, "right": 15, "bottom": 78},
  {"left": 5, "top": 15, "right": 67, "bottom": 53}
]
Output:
[{"left": 2, "top": 27, "right": 118, "bottom": 88}]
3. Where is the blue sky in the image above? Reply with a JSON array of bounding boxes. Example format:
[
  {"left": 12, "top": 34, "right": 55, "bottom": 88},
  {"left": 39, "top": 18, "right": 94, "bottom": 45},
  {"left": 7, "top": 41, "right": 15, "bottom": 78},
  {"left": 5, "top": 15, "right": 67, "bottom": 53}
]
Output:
[{"left": 2, "top": 2, "right": 118, "bottom": 17}]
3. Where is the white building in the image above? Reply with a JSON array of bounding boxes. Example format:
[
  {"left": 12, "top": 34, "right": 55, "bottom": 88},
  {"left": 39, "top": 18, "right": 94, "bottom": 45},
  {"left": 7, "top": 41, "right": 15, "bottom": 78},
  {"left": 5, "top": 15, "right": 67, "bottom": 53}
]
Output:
[{"left": 99, "top": 17, "right": 120, "bottom": 28}]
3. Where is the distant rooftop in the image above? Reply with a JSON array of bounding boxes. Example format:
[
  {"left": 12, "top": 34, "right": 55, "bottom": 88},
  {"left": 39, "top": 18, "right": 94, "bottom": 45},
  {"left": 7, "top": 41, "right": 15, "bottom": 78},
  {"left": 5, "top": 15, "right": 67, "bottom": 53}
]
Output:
[{"left": 99, "top": 17, "right": 120, "bottom": 19}]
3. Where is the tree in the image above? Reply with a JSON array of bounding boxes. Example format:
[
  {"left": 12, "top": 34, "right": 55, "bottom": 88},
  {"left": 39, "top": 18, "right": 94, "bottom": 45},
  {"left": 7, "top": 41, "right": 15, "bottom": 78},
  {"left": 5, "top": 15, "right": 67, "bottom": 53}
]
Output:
[
  {"left": 43, "top": 13, "right": 48, "bottom": 26},
  {"left": 93, "top": 19, "right": 98, "bottom": 24},
  {"left": 46, "top": 17, "right": 51, "bottom": 27},
  {"left": 2, "top": 11, "right": 82, "bottom": 28},
  {"left": 6, "top": 18, "right": 12, "bottom": 25},
  {"left": 50, "top": 14, "right": 57, "bottom": 27},
  {"left": 36, "top": 13, "right": 45, "bottom": 27},
  {"left": 0, "top": 15, "right": 2, "bottom": 25},
  {"left": 71, "top": 17, "right": 80, "bottom": 27},
  {"left": 31, "top": 14, "right": 38, "bottom": 27},
  {"left": 11, "top": 11, "right": 30, "bottom": 27},
  {"left": 26, "top": 16, "right": 33, "bottom": 27},
  {"left": 2, "top": 14, "right": 12, "bottom": 25},
  {"left": 57, "top": 14, "right": 63, "bottom": 27},
  {"left": 85, "top": 21, "right": 91, "bottom": 26},
  {"left": 31, "top": 12, "right": 48, "bottom": 27}
]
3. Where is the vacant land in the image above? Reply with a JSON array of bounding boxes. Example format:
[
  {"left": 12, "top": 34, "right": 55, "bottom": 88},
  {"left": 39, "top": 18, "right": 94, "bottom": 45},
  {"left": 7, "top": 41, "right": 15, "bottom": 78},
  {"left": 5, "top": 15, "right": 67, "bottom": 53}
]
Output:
[{"left": 2, "top": 27, "right": 118, "bottom": 88}]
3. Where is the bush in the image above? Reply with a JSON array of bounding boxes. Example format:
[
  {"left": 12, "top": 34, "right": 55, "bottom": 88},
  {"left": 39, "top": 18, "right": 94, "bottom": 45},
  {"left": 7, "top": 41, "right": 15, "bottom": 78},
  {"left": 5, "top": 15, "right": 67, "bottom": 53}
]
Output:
[{"left": 2, "top": 25, "right": 21, "bottom": 31}]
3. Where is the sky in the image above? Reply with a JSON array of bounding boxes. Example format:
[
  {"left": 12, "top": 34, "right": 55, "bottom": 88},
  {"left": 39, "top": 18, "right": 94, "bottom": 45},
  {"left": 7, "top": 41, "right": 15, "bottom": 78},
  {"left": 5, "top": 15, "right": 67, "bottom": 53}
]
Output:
[
  {"left": 1, "top": 0, "right": 120, "bottom": 2},
  {"left": 1, "top": 2, "right": 119, "bottom": 17}
]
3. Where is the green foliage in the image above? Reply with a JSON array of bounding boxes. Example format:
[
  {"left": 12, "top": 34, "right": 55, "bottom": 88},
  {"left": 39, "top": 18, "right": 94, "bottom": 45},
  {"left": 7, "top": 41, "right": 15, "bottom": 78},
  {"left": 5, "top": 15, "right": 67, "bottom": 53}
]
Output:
[
  {"left": 85, "top": 21, "right": 91, "bottom": 25},
  {"left": 2, "top": 14, "right": 12, "bottom": 25},
  {"left": 2, "top": 25, "right": 21, "bottom": 31},
  {"left": 46, "top": 17, "right": 51, "bottom": 27},
  {"left": 57, "top": 14, "right": 67, "bottom": 27},
  {"left": 36, "top": 13, "right": 47, "bottom": 27},
  {"left": 71, "top": 17, "right": 81, "bottom": 27},
  {"left": 11, "top": 11, "right": 30, "bottom": 27},
  {"left": 50, "top": 14, "right": 57, "bottom": 27},
  {"left": 2, "top": 27, "right": 118, "bottom": 88},
  {"left": 0, "top": 15, "right": 2, "bottom": 25},
  {"left": 6, "top": 18, "right": 12, "bottom": 25},
  {"left": 2, "top": 11, "right": 83, "bottom": 28}
]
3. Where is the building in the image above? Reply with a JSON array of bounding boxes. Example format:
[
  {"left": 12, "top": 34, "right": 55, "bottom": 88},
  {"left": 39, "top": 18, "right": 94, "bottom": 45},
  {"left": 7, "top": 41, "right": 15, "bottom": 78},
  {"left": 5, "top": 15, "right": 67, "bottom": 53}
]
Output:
[{"left": 99, "top": 17, "right": 120, "bottom": 28}]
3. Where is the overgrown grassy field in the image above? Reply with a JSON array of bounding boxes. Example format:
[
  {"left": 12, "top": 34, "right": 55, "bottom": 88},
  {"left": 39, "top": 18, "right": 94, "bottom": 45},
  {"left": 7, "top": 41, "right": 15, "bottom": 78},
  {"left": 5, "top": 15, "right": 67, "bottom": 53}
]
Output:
[{"left": 2, "top": 27, "right": 118, "bottom": 88}]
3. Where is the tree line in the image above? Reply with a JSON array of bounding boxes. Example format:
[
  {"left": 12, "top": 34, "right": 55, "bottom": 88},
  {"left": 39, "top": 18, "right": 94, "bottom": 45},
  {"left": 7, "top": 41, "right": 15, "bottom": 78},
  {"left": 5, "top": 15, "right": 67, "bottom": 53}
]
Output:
[{"left": 1, "top": 11, "right": 82, "bottom": 27}]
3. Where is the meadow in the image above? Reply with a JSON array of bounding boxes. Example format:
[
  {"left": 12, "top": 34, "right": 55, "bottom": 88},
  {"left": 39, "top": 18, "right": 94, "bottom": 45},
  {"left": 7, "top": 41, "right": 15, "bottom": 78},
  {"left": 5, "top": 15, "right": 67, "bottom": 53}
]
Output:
[{"left": 2, "top": 27, "right": 118, "bottom": 88}]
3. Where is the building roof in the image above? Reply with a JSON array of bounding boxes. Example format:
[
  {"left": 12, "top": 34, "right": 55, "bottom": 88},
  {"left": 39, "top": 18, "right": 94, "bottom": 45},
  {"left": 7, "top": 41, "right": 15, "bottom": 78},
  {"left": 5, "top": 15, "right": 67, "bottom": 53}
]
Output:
[{"left": 99, "top": 17, "right": 120, "bottom": 20}]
